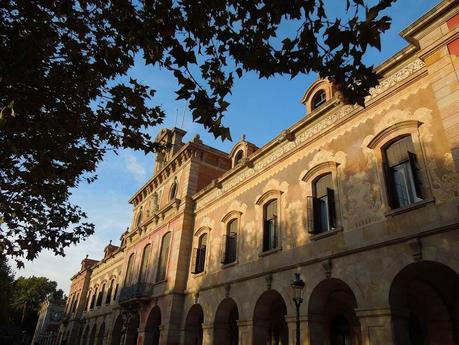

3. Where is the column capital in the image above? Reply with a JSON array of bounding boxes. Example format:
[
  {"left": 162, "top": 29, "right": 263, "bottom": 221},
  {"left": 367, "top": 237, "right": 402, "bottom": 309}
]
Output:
[
  {"left": 236, "top": 319, "right": 253, "bottom": 327},
  {"left": 285, "top": 315, "right": 309, "bottom": 323},
  {"left": 202, "top": 323, "right": 214, "bottom": 330}
]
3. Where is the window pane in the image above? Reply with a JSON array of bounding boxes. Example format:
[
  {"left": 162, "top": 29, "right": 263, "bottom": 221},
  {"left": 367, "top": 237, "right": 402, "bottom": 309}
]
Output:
[
  {"left": 199, "top": 234, "right": 207, "bottom": 247},
  {"left": 392, "top": 163, "right": 415, "bottom": 208}
]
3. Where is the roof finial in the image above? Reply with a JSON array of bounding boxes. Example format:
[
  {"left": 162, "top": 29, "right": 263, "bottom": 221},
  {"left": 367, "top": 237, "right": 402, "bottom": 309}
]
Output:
[
  {"left": 109, "top": 240, "right": 112, "bottom": 245},
  {"left": 241, "top": 134, "right": 246, "bottom": 141}
]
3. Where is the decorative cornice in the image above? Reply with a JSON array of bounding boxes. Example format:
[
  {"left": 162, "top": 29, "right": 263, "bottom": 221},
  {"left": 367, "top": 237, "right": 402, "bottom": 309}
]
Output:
[{"left": 194, "top": 58, "right": 426, "bottom": 212}]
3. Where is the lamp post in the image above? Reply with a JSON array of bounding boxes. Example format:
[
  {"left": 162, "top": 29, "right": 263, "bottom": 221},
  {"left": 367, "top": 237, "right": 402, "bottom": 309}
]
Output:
[{"left": 291, "top": 273, "right": 305, "bottom": 345}]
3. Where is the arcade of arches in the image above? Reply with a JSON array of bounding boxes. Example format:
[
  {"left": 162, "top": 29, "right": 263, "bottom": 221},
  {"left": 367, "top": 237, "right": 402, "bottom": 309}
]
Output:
[{"left": 78, "top": 261, "right": 458, "bottom": 345}]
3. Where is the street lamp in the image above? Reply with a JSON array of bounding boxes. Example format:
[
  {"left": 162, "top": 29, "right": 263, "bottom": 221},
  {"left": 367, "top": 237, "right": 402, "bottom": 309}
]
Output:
[{"left": 291, "top": 273, "right": 305, "bottom": 345}]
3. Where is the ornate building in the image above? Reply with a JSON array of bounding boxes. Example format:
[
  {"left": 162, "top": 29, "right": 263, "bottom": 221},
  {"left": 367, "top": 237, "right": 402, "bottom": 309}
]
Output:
[
  {"left": 31, "top": 297, "right": 65, "bottom": 345},
  {"left": 58, "top": 1, "right": 459, "bottom": 345}
]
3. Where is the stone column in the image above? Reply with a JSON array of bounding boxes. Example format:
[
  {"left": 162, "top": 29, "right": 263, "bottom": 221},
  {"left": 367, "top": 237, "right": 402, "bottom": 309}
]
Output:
[
  {"left": 355, "top": 307, "right": 396, "bottom": 345},
  {"left": 237, "top": 320, "right": 254, "bottom": 345},
  {"left": 137, "top": 326, "right": 147, "bottom": 345},
  {"left": 202, "top": 323, "right": 214, "bottom": 345},
  {"left": 285, "top": 315, "right": 310, "bottom": 345}
]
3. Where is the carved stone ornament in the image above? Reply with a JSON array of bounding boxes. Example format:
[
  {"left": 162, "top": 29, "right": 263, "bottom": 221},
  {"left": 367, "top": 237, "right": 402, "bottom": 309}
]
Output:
[
  {"left": 277, "top": 129, "right": 295, "bottom": 143},
  {"left": 193, "top": 291, "right": 200, "bottom": 304},
  {"left": 224, "top": 283, "right": 231, "bottom": 298},
  {"left": 407, "top": 237, "right": 422, "bottom": 261},
  {"left": 265, "top": 273, "right": 273, "bottom": 290},
  {"left": 322, "top": 258, "right": 332, "bottom": 278}
]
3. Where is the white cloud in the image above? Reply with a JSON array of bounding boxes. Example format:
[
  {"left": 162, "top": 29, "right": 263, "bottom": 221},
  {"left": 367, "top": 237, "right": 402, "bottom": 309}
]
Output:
[{"left": 124, "top": 153, "right": 147, "bottom": 183}]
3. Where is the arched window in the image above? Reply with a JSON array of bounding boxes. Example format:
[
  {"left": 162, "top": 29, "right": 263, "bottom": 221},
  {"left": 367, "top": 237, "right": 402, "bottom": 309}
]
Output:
[
  {"left": 169, "top": 177, "right": 178, "bottom": 200},
  {"left": 113, "top": 283, "right": 119, "bottom": 301},
  {"left": 192, "top": 233, "right": 207, "bottom": 274},
  {"left": 136, "top": 207, "right": 143, "bottom": 228},
  {"left": 263, "top": 200, "right": 278, "bottom": 251},
  {"left": 383, "top": 136, "right": 422, "bottom": 209},
  {"left": 72, "top": 293, "right": 78, "bottom": 313},
  {"left": 105, "top": 280, "right": 114, "bottom": 305},
  {"left": 139, "top": 244, "right": 151, "bottom": 282},
  {"left": 157, "top": 232, "right": 171, "bottom": 282},
  {"left": 96, "top": 284, "right": 105, "bottom": 307},
  {"left": 222, "top": 219, "right": 238, "bottom": 264},
  {"left": 90, "top": 287, "right": 97, "bottom": 309},
  {"left": 124, "top": 254, "right": 135, "bottom": 286},
  {"left": 234, "top": 150, "right": 244, "bottom": 165},
  {"left": 311, "top": 89, "right": 327, "bottom": 110},
  {"left": 308, "top": 173, "right": 336, "bottom": 234}
]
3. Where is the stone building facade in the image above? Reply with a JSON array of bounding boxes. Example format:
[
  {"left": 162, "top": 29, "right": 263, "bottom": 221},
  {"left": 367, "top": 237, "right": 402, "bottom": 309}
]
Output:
[
  {"left": 58, "top": 1, "right": 459, "bottom": 345},
  {"left": 31, "top": 298, "right": 65, "bottom": 345}
]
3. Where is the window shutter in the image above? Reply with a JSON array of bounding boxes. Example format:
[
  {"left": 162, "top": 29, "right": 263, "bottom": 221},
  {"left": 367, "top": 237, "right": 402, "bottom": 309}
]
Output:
[
  {"left": 383, "top": 161, "right": 396, "bottom": 208},
  {"left": 408, "top": 151, "right": 423, "bottom": 199},
  {"left": 313, "top": 197, "right": 321, "bottom": 232},
  {"left": 221, "top": 234, "right": 227, "bottom": 264},
  {"left": 327, "top": 188, "right": 336, "bottom": 229},
  {"left": 307, "top": 196, "right": 315, "bottom": 234},
  {"left": 273, "top": 216, "right": 278, "bottom": 249},
  {"left": 191, "top": 248, "right": 198, "bottom": 274}
]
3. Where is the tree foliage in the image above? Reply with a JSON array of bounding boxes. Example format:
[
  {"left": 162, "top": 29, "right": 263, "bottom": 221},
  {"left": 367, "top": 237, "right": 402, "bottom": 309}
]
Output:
[
  {"left": 0, "top": 258, "right": 64, "bottom": 343},
  {"left": 1, "top": 0, "right": 396, "bottom": 263}
]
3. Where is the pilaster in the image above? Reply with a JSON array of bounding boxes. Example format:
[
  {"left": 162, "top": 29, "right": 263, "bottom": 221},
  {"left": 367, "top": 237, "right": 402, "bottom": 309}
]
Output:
[{"left": 355, "top": 307, "right": 395, "bottom": 345}]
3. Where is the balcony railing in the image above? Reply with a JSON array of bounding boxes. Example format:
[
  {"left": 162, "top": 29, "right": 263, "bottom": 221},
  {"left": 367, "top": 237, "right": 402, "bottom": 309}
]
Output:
[{"left": 118, "top": 282, "right": 153, "bottom": 304}]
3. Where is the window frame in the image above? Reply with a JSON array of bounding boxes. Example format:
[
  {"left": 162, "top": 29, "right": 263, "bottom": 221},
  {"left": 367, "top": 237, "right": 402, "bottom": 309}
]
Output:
[
  {"left": 366, "top": 120, "right": 432, "bottom": 214},
  {"left": 156, "top": 231, "right": 172, "bottom": 282},
  {"left": 138, "top": 244, "right": 151, "bottom": 282},
  {"left": 383, "top": 135, "right": 424, "bottom": 209},
  {"left": 301, "top": 161, "right": 342, "bottom": 236},
  {"left": 311, "top": 89, "right": 327, "bottom": 110},
  {"left": 220, "top": 211, "right": 242, "bottom": 266},
  {"left": 191, "top": 227, "right": 211, "bottom": 276},
  {"left": 255, "top": 190, "right": 283, "bottom": 255}
]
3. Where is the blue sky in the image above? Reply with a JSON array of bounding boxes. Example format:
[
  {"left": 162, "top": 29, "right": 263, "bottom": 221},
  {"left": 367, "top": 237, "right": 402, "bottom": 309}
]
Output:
[{"left": 15, "top": 0, "right": 440, "bottom": 293}]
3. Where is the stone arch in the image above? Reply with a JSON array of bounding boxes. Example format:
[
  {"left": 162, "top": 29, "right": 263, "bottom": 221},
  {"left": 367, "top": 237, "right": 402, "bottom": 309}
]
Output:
[
  {"left": 184, "top": 304, "right": 204, "bottom": 345},
  {"left": 88, "top": 324, "right": 97, "bottom": 345},
  {"left": 214, "top": 298, "right": 239, "bottom": 345},
  {"left": 111, "top": 314, "right": 123, "bottom": 345},
  {"left": 81, "top": 325, "right": 90, "bottom": 345},
  {"left": 96, "top": 322, "right": 105, "bottom": 345},
  {"left": 308, "top": 278, "right": 361, "bottom": 345},
  {"left": 144, "top": 306, "right": 161, "bottom": 345},
  {"left": 252, "top": 290, "right": 288, "bottom": 345},
  {"left": 390, "top": 261, "right": 459, "bottom": 345},
  {"left": 125, "top": 311, "right": 140, "bottom": 345}
]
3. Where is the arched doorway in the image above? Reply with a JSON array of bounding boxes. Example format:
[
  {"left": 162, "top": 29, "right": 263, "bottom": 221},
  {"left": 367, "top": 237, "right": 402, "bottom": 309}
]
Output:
[
  {"left": 308, "top": 278, "right": 361, "bottom": 345},
  {"left": 81, "top": 326, "right": 89, "bottom": 345},
  {"left": 252, "top": 290, "right": 288, "bottom": 345},
  {"left": 96, "top": 323, "right": 105, "bottom": 345},
  {"left": 124, "top": 311, "right": 140, "bottom": 345},
  {"left": 390, "top": 261, "right": 459, "bottom": 345},
  {"left": 214, "top": 298, "right": 239, "bottom": 345},
  {"left": 145, "top": 306, "right": 161, "bottom": 345},
  {"left": 184, "top": 304, "right": 204, "bottom": 345},
  {"left": 111, "top": 315, "right": 123, "bottom": 345},
  {"left": 88, "top": 325, "right": 97, "bottom": 345}
]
